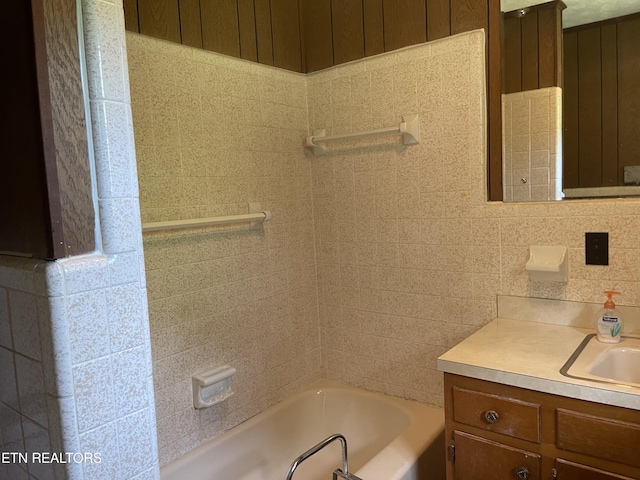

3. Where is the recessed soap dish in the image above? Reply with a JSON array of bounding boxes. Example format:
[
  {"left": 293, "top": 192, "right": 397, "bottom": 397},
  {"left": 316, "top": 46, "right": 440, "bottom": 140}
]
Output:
[
  {"left": 192, "top": 365, "right": 236, "bottom": 409},
  {"left": 525, "top": 246, "right": 568, "bottom": 283}
]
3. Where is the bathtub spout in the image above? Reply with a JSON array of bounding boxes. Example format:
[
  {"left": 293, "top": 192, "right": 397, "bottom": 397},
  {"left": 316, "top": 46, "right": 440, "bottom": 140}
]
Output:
[
  {"left": 286, "top": 433, "right": 363, "bottom": 480},
  {"left": 333, "top": 469, "right": 364, "bottom": 480}
]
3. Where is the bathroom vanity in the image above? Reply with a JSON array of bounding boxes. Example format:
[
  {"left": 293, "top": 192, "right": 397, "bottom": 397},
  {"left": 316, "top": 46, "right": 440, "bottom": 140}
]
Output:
[{"left": 438, "top": 317, "right": 640, "bottom": 480}]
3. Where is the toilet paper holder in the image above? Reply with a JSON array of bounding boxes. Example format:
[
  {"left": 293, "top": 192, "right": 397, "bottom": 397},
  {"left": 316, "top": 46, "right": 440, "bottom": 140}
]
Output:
[{"left": 525, "top": 246, "right": 568, "bottom": 283}]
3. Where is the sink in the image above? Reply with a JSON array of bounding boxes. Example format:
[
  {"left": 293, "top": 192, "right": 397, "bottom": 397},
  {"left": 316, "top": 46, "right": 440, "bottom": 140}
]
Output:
[
  {"left": 589, "top": 347, "right": 640, "bottom": 385},
  {"left": 561, "top": 334, "right": 640, "bottom": 388}
]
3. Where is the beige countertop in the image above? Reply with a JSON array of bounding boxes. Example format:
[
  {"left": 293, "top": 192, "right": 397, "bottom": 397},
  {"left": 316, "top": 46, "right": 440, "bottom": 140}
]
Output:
[{"left": 437, "top": 317, "right": 640, "bottom": 410}]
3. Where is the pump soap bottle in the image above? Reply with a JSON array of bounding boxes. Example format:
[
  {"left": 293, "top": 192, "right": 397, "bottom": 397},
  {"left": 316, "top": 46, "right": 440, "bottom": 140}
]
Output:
[{"left": 596, "top": 291, "right": 623, "bottom": 343}]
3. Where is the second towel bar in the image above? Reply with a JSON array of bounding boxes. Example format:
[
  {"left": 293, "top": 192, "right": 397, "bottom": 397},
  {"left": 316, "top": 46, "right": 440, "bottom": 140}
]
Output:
[{"left": 306, "top": 114, "right": 420, "bottom": 155}]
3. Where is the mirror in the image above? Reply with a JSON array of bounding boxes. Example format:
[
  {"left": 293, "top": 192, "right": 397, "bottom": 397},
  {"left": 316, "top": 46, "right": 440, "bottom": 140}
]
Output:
[{"left": 501, "top": 0, "right": 640, "bottom": 202}]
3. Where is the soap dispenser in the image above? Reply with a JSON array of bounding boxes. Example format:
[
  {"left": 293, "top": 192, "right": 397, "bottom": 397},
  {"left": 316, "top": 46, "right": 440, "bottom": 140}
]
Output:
[{"left": 596, "top": 291, "right": 623, "bottom": 343}]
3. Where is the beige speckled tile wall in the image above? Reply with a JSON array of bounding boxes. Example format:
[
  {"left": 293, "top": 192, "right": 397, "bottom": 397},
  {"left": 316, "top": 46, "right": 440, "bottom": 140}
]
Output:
[
  {"left": 307, "top": 31, "right": 640, "bottom": 408},
  {"left": 128, "top": 23, "right": 640, "bottom": 467},
  {"left": 502, "top": 87, "right": 563, "bottom": 202},
  {"left": 126, "top": 33, "right": 321, "bottom": 466},
  {"left": 307, "top": 31, "right": 487, "bottom": 407}
]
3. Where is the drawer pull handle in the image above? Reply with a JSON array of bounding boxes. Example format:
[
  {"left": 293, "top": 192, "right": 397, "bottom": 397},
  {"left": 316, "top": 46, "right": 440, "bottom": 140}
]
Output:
[
  {"left": 484, "top": 410, "right": 499, "bottom": 423},
  {"left": 515, "top": 466, "right": 529, "bottom": 479}
]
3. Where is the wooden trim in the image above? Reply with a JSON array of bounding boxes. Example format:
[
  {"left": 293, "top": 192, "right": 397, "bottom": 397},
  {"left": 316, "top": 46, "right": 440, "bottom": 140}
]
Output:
[
  {"left": 254, "top": 0, "right": 274, "bottom": 65},
  {"left": 42, "top": 0, "right": 95, "bottom": 257},
  {"left": 123, "top": 0, "right": 140, "bottom": 32},
  {"left": 577, "top": 27, "right": 602, "bottom": 187},
  {"left": 179, "top": 0, "right": 203, "bottom": 48},
  {"left": 271, "top": 0, "right": 303, "bottom": 72},
  {"left": 617, "top": 16, "right": 640, "bottom": 186},
  {"left": 0, "top": 0, "right": 94, "bottom": 258},
  {"left": 520, "top": 11, "right": 539, "bottom": 91},
  {"left": 554, "top": 5, "right": 563, "bottom": 88},
  {"left": 200, "top": 0, "right": 241, "bottom": 57},
  {"left": 451, "top": 0, "right": 488, "bottom": 35},
  {"left": 238, "top": 0, "right": 258, "bottom": 61},
  {"left": 427, "top": 0, "right": 451, "bottom": 41},
  {"left": 502, "top": 16, "right": 522, "bottom": 94},
  {"left": 537, "top": 6, "right": 558, "bottom": 88},
  {"left": 30, "top": 0, "right": 64, "bottom": 258},
  {"left": 138, "top": 0, "right": 181, "bottom": 43},
  {"left": 331, "top": 0, "right": 364, "bottom": 65},
  {"left": 488, "top": 0, "right": 502, "bottom": 200},
  {"left": 300, "top": 0, "right": 333, "bottom": 72},
  {"left": 363, "top": 0, "right": 384, "bottom": 56},
  {"left": 600, "top": 23, "right": 617, "bottom": 186},
  {"left": 502, "top": 0, "right": 566, "bottom": 19},
  {"left": 297, "top": 0, "right": 306, "bottom": 71},
  {"left": 562, "top": 30, "right": 579, "bottom": 189},
  {"left": 383, "top": 0, "right": 427, "bottom": 51}
]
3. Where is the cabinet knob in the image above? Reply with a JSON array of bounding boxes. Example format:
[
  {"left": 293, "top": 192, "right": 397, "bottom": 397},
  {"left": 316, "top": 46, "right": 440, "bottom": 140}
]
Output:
[
  {"left": 515, "top": 466, "right": 529, "bottom": 479},
  {"left": 484, "top": 410, "right": 499, "bottom": 423}
]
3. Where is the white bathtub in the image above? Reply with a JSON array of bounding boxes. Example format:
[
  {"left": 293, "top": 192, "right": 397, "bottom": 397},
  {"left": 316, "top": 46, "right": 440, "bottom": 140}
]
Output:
[{"left": 161, "top": 380, "right": 445, "bottom": 480}]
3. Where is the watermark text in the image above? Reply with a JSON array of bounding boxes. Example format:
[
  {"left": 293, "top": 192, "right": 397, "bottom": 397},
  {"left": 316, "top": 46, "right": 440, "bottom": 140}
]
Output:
[{"left": 1, "top": 452, "right": 101, "bottom": 464}]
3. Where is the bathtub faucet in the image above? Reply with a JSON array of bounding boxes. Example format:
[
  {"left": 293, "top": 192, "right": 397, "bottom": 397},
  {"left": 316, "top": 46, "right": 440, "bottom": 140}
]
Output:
[
  {"left": 285, "top": 433, "right": 363, "bottom": 480},
  {"left": 332, "top": 469, "right": 364, "bottom": 480}
]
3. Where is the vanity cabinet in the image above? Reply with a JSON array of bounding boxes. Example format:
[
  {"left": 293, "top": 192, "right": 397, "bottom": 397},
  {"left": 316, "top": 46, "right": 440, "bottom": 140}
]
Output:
[{"left": 444, "top": 374, "right": 640, "bottom": 480}]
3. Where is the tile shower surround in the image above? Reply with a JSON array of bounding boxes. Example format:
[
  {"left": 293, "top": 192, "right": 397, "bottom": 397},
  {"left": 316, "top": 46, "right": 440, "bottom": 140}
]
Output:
[
  {"left": 126, "top": 33, "right": 321, "bottom": 466},
  {"left": 131, "top": 29, "right": 640, "bottom": 466},
  {"left": 2, "top": 7, "right": 640, "bottom": 477}
]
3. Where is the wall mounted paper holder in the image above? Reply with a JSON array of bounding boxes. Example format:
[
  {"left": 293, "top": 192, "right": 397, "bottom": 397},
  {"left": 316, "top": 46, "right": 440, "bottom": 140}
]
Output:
[{"left": 525, "top": 246, "right": 568, "bottom": 283}]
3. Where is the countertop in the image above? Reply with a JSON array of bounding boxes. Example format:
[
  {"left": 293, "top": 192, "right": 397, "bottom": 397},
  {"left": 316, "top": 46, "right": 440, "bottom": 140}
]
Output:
[{"left": 437, "top": 317, "right": 640, "bottom": 410}]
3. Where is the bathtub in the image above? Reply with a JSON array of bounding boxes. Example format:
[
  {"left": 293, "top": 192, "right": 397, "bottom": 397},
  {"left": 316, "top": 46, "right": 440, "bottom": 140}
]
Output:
[{"left": 161, "top": 379, "right": 445, "bottom": 480}]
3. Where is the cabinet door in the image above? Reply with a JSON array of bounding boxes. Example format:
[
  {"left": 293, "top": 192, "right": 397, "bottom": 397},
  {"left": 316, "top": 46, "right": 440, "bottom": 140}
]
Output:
[
  {"left": 556, "top": 408, "right": 640, "bottom": 468},
  {"left": 555, "top": 459, "right": 635, "bottom": 480},
  {"left": 453, "top": 431, "right": 541, "bottom": 480}
]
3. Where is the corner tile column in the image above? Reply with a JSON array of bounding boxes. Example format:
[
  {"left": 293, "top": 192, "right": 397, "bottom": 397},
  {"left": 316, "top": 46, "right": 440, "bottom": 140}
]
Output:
[{"left": 73, "top": 0, "right": 160, "bottom": 478}]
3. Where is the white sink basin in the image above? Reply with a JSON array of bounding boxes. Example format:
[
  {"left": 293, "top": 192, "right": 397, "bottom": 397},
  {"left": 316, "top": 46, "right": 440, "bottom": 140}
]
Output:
[{"left": 561, "top": 335, "right": 640, "bottom": 388}]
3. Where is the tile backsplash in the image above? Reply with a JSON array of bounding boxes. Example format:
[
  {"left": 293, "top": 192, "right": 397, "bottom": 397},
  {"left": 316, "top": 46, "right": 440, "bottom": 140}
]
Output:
[{"left": 497, "top": 294, "right": 640, "bottom": 334}]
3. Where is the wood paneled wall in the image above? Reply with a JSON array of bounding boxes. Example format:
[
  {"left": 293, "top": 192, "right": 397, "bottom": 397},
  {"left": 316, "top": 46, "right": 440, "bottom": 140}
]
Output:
[
  {"left": 299, "top": 0, "right": 491, "bottom": 72},
  {"left": 563, "top": 13, "right": 640, "bottom": 189},
  {"left": 0, "top": 0, "right": 94, "bottom": 259},
  {"left": 128, "top": 0, "right": 303, "bottom": 71},
  {"left": 124, "top": 0, "right": 503, "bottom": 199},
  {"left": 502, "top": 1, "right": 565, "bottom": 94},
  {"left": 124, "top": 0, "right": 497, "bottom": 74}
]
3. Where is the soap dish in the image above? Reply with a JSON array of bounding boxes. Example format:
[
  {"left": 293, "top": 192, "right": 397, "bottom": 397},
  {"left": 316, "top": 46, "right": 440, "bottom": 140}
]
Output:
[{"left": 192, "top": 365, "right": 236, "bottom": 409}]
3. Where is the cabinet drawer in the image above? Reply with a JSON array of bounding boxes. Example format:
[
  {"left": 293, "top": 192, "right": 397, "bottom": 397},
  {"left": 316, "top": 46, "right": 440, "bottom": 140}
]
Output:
[
  {"left": 554, "top": 459, "right": 635, "bottom": 480},
  {"left": 453, "top": 431, "right": 541, "bottom": 480},
  {"left": 453, "top": 386, "right": 541, "bottom": 442},
  {"left": 557, "top": 409, "right": 640, "bottom": 468}
]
